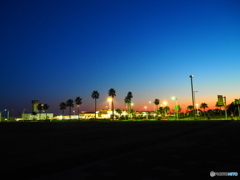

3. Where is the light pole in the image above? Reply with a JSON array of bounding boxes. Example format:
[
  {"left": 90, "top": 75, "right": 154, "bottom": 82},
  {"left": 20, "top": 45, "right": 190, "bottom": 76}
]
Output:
[
  {"left": 189, "top": 75, "right": 195, "bottom": 120},
  {"left": 172, "top": 97, "right": 178, "bottom": 120},
  {"left": 144, "top": 106, "right": 148, "bottom": 119},
  {"left": 194, "top": 91, "right": 198, "bottom": 117},
  {"left": 194, "top": 91, "right": 198, "bottom": 107},
  {"left": 107, "top": 98, "right": 112, "bottom": 110},
  {"left": 196, "top": 104, "right": 199, "bottom": 116},
  {"left": 144, "top": 106, "right": 147, "bottom": 111},
  {"left": 130, "top": 103, "right": 134, "bottom": 118}
]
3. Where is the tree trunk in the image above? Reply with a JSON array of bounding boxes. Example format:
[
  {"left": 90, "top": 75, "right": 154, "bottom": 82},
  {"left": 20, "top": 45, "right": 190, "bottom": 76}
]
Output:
[
  {"left": 112, "top": 98, "right": 114, "bottom": 120},
  {"left": 128, "top": 103, "right": 130, "bottom": 120},
  {"left": 95, "top": 99, "right": 96, "bottom": 120}
]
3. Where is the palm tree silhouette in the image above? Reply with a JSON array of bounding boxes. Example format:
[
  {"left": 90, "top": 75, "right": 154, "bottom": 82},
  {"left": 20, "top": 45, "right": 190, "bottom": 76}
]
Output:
[
  {"left": 154, "top": 99, "right": 160, "bottom": 113},
  {"left": 43, "top": 104, "right": 49, "bottom": 120},
  {"left": 32, "top": 111, "right": 37, "bottom": 120},
  {"left": 187, "top": 105, "right": 194, "bottom": 116},
  {"left": 124, "top": 96, "right": 131, "bottom": 118},
  {"left": 108, "top": 88, "right": 116, "bottom": 120},
  {"left": 127, "top": 92, "right": 133, "bottom": 100},
  {"left": 91, "top": 91, "right": 99, "bottom": 120},
  {"left": 37, "top": 103, "right": 43, "bottom": 120},
  {"left": 126, "top": 92, "right": 133, "bottom": 116},
  {"left": 159, "top": 107, "right": 164, "bottom": 115},
  {"left": 164, "top": 106, "right": 170, "bottom": 116},
  {"left": 115, "top": 109, "right": 122, "bottom": 119},
  {"left": 66, "top": 99, "right": 74, "bottom": 120},
  {"left": 200, "top": 103, "right": 208, "bottom": 116},
  {"left": 59, "top": 102, "right": 67, "bottom": 120},
  {"left": 233, "top": 99, "right": 240, "bottom": 117},
  {"left": 75, "top": 97, "right": 82, "bottom": 120}
]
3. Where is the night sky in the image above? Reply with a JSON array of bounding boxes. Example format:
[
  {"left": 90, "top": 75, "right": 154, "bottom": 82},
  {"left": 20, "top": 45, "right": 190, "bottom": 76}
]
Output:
[{"left": 1, "top": 0, "right": 240, "bottom": 116}]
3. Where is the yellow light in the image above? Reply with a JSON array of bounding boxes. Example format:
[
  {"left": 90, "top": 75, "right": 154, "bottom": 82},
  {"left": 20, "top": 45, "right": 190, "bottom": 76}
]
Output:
[{"left": 107, "top": 97, "right": 112, "bottom": 102}]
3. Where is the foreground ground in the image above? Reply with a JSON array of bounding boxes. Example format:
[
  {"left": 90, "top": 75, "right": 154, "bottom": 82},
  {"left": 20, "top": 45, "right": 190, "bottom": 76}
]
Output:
[{"left": 1, "top": 120, "right": 239, "bottom": 179}]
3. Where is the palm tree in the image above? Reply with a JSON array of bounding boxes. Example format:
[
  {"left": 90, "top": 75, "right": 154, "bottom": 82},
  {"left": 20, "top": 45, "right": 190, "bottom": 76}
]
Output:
[
  {"left": 200, "top": 103, "right": 208, "bottom": 116},
  {"left": 108, "top": 88, "right": 116, "bottom": 120},
  {"left": 127, "top": 92, "right": 133, "bottom": 101},
  {"left": 187, "top": 105, "right": 194, "bottom": 110},
  {"left": 174, "top": 105, "right": 181, "bottom": 120},
  {"left": 159, "top": 107, "right": 164, "bottom": 116},
  {"left": 187, "top": 105, "right": 194, "bottom": 116},
  {"left": 233, "top": 99, "right": 240, "bottom": 117},
  {"left": 154, "top": 99, "right": 160, "bottom": 113},
  {"left": 32, "top": 111, "right": 37, "bottom": 120},
  {"left": 174, "top": 105, "right": 181, "bottom": 112},
  {"left": 125, "top": 92, "right": 133, "bottom": 116},
  {"left": 75, "top": 97, "right": 82, "bottom": 120},
  {"left": 91, "top": 91, "right": 99, "bottom": 120},
  {"left": 115, "top": 109, "right": 122, "bottom": 119},
  {"left": 124, "top": 96, "right": 131, "bottom": 117},
  {"left": 66, "top": 99, "right": 74, "bottom": 120},
  {"left": 43, "top": 104, "right": 49, "bottom": 120},
  {"left": 130, "top": 109, "right": 135, "bottom": 119},
  {"left": 164, "top": 106, "right": 170, "bottom": 116},
  {"left": 59, "top": 102, "right": 67, "bottom": 120},
  {"left": 37, "top": 103, "right": 43, "bottom": 120}
]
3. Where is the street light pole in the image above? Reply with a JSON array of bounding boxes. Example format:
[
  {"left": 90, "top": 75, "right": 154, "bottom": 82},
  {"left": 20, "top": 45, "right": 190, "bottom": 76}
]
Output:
[
  {"left": 172, "top": 97, "right": 178, "bottom": 120},
  {"left": 189, "top": 75, "right": 195, "bottom": 120},
  {"left": 176, "top": 98, "right": 178, "bottom": 120},
  {"left": 194, "top": 91, "right": 198, "bottom": 117}
]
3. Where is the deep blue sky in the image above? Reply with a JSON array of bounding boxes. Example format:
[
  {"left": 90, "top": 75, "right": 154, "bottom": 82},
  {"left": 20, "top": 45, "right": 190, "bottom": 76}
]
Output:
[{"left": 1, "top": 0, "right": 240, "bottom": 116}]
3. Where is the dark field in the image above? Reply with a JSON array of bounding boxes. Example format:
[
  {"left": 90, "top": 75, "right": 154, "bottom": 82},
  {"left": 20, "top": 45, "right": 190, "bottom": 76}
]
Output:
[{"left": 1, "top": 120, "right": 239, "bottom": 179}]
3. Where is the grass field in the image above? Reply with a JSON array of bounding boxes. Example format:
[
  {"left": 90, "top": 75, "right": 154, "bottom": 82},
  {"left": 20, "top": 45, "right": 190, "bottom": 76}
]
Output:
[{"left": 0, "top": 120, "right": 237, "bottom": 179}]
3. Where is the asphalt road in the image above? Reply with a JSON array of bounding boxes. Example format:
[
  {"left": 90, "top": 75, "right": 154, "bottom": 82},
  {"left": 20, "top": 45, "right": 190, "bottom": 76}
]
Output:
[{"left": 1, "top": 120, "right": 239, "bottom": 179}]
